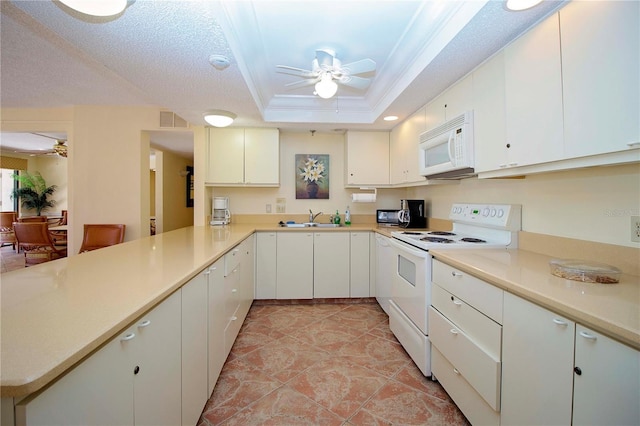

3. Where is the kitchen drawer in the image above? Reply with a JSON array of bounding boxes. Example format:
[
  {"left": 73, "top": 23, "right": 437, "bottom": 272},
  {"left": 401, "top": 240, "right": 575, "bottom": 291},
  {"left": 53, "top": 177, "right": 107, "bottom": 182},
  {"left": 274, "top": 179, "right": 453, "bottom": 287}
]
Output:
[
  {"left": 432, "top": 259, "right": 503, "bottom": 324},
  {"left": 432, "top": 347, "right": 500, "bottom": 426},
  {"left": 224, "top": 246, "right": 241, "bottom": 276},
  {"left": 225, "top": 266, "right": 241, "bottom": 321},
  {"left": 389, "top": 301, "right": 430, "bottom": 376},
  {"left": 431, "top": 283, "right": 502, "bottom": 359},
  {"left": 429, "top": 306, "right": 501, "bottom": 410},
  {"left": 224, "top": 304, "right": 243, "bottom": 357}
]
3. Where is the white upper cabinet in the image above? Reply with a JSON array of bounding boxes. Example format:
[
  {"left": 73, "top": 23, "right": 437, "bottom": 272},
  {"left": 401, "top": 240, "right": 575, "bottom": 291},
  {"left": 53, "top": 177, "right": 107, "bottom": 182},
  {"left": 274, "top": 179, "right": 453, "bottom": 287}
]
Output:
[
  {"left": 390, "top": 107, "right": 427, "bottom": 185},
  {"left": 504, "top": 12, "right": 564, "bottom": 169},
  {"left": 472, "top": 51, "right": 507, "bottom": 173},
  {"left": 430, "top": 74, "right": 474, "bottom": 127},
  {"left": 207, "top": 127, "right": 279, "bottom": 186},
  {"left": 345, "top": 131, "right": 390, "bottom": 186},
  {"left": 560, "top": 0, "right": 640, "bottom": 158}
]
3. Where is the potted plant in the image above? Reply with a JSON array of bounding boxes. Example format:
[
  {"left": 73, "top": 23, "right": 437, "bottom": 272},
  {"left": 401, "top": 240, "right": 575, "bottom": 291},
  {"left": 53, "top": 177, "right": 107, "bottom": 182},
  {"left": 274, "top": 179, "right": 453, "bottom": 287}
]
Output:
[{"left": 10, "top": 171, "right": 57, "bottom": 216}]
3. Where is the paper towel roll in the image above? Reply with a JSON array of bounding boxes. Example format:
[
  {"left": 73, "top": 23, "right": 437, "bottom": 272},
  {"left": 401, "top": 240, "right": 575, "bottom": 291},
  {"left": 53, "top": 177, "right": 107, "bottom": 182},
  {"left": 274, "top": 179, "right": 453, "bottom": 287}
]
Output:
[{"left": 352, "top": 193, "right": 376, "bottom": 203}]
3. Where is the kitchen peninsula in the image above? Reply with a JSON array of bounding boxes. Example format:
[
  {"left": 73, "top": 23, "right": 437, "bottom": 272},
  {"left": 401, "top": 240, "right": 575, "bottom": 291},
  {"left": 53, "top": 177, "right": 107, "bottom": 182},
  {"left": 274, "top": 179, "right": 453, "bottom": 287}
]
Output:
[{"left": 1, "top": 223, "right": 638, "bottom": 426}]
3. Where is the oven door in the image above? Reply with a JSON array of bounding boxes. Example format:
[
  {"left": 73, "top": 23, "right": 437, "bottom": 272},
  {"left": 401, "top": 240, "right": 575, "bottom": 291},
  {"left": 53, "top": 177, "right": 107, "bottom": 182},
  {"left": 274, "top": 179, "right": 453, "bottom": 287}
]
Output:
[{"left": 389, "top": 238, "right": 431, "bottom": 334}]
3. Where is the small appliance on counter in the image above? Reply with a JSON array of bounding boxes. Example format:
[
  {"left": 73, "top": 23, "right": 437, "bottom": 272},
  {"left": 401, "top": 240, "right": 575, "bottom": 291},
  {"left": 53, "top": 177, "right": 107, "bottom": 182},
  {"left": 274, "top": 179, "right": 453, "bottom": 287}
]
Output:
[
  {"left": 399, "top": 199, "right": 427, "bottom": 228},
  {"left": 376, "top": 209, "right": 401, "bottom": 226},
  {"left": 210, "top": 196, "right": 231, "bottom": 225}
]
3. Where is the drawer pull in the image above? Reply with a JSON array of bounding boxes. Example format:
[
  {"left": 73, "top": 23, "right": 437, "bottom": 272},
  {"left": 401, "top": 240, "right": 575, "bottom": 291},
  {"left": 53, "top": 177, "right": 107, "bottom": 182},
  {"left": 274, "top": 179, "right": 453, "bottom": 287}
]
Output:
[
  {"left": 453, "top": 368, "right": 460, "bottom": 375},
  {"left": 232, "top": 288, "right": 238, "bottom": 293},
  {"left": 450, "top": 296, "right": 462, "bottom": 306},
  {"left": 450, "top": 328, "right": 459, "bottom": 335},
  {"left": 552, "top": 318, "right": 568, "bottom": 327},
  {"left": 231, "top": 316, "right": 238, "bottom": 321},
  {"left": 120, "top": 333, "right": 135, "bottom": 342},
  {"left": 579, "top": 331, "right": 597, "bottom": 341},
  {"left": 138, "top": 320, "right": 151, "bottom": 328},
  {"left": 451, "top": 271, "right": 463, "bottom": 277}
]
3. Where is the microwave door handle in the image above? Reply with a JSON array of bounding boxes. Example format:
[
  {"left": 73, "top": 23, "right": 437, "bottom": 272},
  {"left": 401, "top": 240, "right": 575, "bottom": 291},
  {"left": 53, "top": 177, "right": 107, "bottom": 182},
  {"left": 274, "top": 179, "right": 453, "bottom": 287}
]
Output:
[{"left": 447, "top": 130, "right": 455, "bottom": 165}]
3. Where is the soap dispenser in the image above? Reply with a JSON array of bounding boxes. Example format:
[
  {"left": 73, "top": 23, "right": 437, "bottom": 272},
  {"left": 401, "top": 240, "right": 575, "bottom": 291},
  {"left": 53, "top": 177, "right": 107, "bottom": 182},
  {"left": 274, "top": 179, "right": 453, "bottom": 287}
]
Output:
[
  {"left": 334, "top": 210, "right": 341, "bottom": 225},
  {"left": 345, "top": 206, "right": 351, "bottom": 226}
]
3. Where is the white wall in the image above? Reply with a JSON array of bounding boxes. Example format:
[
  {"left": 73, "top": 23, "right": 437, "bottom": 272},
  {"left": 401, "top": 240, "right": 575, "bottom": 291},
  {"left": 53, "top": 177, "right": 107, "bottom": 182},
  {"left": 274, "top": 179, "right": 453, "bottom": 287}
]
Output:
[{"left": 408, "top": 163, "right": 640, "bottom": 248}]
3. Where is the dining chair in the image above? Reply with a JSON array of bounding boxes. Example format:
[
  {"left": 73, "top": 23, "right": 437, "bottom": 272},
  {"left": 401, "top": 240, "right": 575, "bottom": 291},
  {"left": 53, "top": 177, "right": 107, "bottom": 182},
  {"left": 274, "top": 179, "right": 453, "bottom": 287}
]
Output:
[
  {"left": 50, "top": 210, "right": 68, "bottom": 246},
  {"left": 78, "top": 224, "right": 126, "bottom": 253},
  {"left": 13, "top": 222, "right": 68, "bottom": 266},
  {"left": 18, "top": 216, "right": 48, "bottom": 223},
  {"left": 0, "top": 211, "right": 18, "bottom": 251}
]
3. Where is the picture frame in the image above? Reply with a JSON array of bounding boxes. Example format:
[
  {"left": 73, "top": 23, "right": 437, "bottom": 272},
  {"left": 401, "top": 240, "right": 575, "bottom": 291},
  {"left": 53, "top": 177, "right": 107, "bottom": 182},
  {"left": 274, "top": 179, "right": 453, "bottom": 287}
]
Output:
[{"left": 296, "top": 154, "right": 329, "bottom": 199}]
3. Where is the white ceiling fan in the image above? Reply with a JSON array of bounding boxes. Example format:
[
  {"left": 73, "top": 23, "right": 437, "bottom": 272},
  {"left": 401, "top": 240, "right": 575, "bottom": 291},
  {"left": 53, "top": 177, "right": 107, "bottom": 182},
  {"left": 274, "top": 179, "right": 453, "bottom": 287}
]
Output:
[
  {"left": 276, "top": 49, "right": 376, "bottom": 98},
  {"left": 11, "top": 133, "right": 68, "bottom": 157}
]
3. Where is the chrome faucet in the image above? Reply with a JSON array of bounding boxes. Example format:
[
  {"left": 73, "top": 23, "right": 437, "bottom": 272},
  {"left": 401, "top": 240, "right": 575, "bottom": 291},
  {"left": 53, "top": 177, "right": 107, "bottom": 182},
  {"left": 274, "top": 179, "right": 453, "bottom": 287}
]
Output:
[{"left": 309, "top": 209, "right": 323, "bottom": 223}]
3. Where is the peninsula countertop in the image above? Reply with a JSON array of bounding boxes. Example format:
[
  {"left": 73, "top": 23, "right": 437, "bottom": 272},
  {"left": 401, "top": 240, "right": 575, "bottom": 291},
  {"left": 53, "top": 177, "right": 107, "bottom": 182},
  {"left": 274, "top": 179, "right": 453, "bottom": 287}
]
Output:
[{"left": 430, "top": 248, "right": 640, "bottom": 351}]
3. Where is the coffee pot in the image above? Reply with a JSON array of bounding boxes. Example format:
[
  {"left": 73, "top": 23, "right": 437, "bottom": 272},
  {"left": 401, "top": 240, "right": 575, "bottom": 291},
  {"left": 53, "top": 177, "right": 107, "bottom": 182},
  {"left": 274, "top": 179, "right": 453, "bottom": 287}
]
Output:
[
  {"left": 211, "top": 197, "right": 231, "bottom": 225},
  {"left": 399, "top": 199, "right": 426, "bottom": 228},
  {"left": 399, "top": 200, "right": 411, "bottom": 227}
]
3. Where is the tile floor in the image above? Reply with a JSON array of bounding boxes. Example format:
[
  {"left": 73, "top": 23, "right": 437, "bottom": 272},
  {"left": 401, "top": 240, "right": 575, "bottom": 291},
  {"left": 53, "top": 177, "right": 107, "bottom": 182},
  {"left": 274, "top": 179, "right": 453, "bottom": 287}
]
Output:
[
  {"left": 1, "top": 244, "right": 24, "bottom": 272},
  {"left": 198, "top": 302, "right": 469, "bottom": 426}
]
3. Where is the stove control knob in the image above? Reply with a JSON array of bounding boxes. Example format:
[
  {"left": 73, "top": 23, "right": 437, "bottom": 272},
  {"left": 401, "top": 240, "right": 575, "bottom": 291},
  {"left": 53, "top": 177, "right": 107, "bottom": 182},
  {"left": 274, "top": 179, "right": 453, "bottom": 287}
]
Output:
[
  {"left": 482, "top": 208, "right": 490, "bottom": 216},
  {"left": 490, "top": 209, "right": 497, "bottom": 217},
  {"left": 497, "top": 209, "right": 504, "bottom": 218}
]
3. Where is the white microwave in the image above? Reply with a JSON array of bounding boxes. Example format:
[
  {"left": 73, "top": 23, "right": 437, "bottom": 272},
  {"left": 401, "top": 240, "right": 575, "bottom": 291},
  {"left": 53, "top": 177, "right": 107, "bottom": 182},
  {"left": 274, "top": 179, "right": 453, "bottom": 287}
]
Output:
[{"left": 418, "top": 110, "right": 474, "bottom": 179}]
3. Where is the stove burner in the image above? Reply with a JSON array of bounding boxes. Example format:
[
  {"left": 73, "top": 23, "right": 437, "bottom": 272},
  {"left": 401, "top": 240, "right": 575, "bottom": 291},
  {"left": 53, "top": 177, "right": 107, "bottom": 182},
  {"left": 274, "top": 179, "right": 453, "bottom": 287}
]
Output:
[
  {"left": 460, "top": 237, "right": 486, "bottom": 243},
  {"left": 402, "top": 231, "right": 424, "bottom": 235},
  {"left": 429, "top": 231, "right": 456, "bottom": 236},
  {"left": 420, "top": 236, "right": 455, "bottom": 243}
]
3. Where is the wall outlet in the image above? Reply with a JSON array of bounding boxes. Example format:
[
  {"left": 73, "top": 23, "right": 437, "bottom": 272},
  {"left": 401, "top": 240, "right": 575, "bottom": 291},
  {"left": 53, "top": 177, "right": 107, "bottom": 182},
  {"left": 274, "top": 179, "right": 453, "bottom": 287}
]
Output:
[
  {"left": 266, "top": 204, "right": 272, "bottom": 213},
  {"left": 276, "top": 198, "right": 286, "bottom": 213},
  {"left": 632, "top": 216, "right": 640, "bottom": 242}
]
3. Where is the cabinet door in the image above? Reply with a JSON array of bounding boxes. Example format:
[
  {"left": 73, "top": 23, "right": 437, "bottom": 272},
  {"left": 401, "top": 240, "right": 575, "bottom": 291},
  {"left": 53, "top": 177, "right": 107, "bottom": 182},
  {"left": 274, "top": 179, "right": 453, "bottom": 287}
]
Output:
[
  {"left": 573, "top": 325, "right": 640, "bottom": 426},
  {"left": 207, "top": 128, "right": 244, "bottom": 184},
  {"left": 244, "top": 128, "right": 279, "bottom": 185},
  {"left": 441, "top": 75, "right": 473, "bottom": 122},
  {"left": 501, "top": 292, "right": 574, "bottom": 425},
  {"left": 181, "top": 272, "right": 209, "bottom": 426},
  {"left": 350, "top": 232, "right": 370, "bottom": 297},
  {"left": 390, "top": 107, "right": 426, "bottom": 184},
  {"left": 238, "top": 234, "right": 255, "bottom": 319},
  {"left": 207, "top": 260, "right": 225, "bottom": 394},
  {"left": 314, "top": 232, "right": 350, "bottom": 298},
  {"left": 345, "top": 131, "right": 389, "bottom": 186},
  {"left": 256, "top": 232, "right": 277, "bottom": 299},
  {"left": 504, "top": 12, "right": 563, "bottom": 168},
  {"left": 133, "top": 291, "right": 182, "bottom": 426},
  {"left": 472, "top": 51, "right": 508, "bottom": 173},
  {"left": 16, "top": 329, "right": 134, "bottom": 426},
  {"left": 561, "top": 1, "right": 640, "bottom": 158},
  {"left": 276, "top": 232, "right": 313, "bottom": 299}
]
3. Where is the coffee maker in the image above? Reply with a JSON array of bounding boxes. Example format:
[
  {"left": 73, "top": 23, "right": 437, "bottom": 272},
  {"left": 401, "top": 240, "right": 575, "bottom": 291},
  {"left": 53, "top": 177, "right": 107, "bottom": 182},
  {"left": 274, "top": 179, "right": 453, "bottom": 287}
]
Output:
[
  {"left": 210, "top": 197, "right": 231, "bottom": 225},
  {"left": 399, "top": 199, "right": 427, "bottom": 228}
]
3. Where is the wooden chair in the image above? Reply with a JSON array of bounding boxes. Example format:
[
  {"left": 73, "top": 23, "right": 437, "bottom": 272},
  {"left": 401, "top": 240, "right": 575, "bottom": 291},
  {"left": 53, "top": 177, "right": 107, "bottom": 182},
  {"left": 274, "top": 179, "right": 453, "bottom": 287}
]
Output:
[
  {"left": 79, "top": 224, "right": 126, "bottom": 253},
  {"left": 13, "top": 222, "right": 67, "bottom": 266},
  {"left": 18, "top": 216, "right": 48, "bottom": 223},
  {"left": 0, "top": 211, "right": 18, "bottom": 251},
  {"left": 50, "top": 210, "right": 68, "bottom": 246}
]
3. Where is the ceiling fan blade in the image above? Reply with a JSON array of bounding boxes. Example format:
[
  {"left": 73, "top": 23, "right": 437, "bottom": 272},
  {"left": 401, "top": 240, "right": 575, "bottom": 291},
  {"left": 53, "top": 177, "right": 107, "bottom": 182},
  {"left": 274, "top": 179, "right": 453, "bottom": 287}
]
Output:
[
  {"left": 315, "top": 49, "right": 335, "bottom": 69},
  {"left": 340, "top": 58, "right": 376, "bottom": 75},
  {"left": 337, "top": 75, "right": 372, "bottom": 90},
  {"left": 276, "top": 65, "right": 317, "bottom": 78},
  {"left": 284, "top": 78, "right": 318, "bottom": 90}
]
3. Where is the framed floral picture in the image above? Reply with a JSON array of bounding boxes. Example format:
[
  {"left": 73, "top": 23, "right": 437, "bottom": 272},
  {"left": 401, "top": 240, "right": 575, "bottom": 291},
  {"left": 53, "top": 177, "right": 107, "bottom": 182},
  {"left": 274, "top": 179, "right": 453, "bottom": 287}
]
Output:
[{"left": 296, "top": 154, "right": 329, "bottom": 199}]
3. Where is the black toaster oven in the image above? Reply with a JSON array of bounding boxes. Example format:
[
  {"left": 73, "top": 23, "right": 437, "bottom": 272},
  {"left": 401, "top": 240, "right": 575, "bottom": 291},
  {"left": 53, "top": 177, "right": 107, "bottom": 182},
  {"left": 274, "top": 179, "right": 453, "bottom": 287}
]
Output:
[{"left": 376, "top": 209, "right": 401, "bottom": 226}]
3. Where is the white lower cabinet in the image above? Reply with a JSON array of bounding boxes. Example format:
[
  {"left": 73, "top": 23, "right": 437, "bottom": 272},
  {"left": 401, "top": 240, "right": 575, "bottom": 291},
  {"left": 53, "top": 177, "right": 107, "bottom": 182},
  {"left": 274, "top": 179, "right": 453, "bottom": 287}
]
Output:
[
  {"left": 276, "top": 232, "right": 314, "bottom": 299},
  {"left": 314, "top": 232, "right": 350, "bottom": 298},
  {"left": 255, "top": 232, "right": 277, "bottom": 299},
  {"left": 350, "top": 232, "right": 370, "bottom": 297},
  {"left": 16, "top": 291, "right": 182, "bottom": 426},
  {"left": 573, "top": 325, "right": 640, "bottom": 426},
  {"left": 206, "top": 259, "right": 225, "bottom": 395},
  {"left": 181, "top": 271, "right": 209, "bottom": 426},
  {"left": 502, "top": 292, "right": 640, "bottom": 426},
  {"left": 501, "top": 291, "right": 575, "bottom": 426}
]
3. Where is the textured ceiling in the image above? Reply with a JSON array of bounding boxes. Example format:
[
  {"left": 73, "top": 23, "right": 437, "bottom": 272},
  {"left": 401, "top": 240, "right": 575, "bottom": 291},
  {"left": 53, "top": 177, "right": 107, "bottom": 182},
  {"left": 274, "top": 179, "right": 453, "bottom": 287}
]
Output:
[{"left": 1, "top": 0, "right": 566, "bottom": 158}]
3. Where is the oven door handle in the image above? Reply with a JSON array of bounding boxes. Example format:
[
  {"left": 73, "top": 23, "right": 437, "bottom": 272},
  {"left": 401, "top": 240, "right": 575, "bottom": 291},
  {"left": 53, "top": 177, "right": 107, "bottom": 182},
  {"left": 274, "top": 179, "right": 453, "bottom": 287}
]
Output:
[{"left": 389, "top": 238, "right": 431, "bottom": 259}]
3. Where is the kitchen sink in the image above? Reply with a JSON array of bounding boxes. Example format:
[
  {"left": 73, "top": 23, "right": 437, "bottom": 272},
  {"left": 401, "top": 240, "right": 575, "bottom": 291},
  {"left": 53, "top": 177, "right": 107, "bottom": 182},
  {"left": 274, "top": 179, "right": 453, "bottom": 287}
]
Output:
[{"left": 279, "top": 222, "right": 342, "bottom": 228}]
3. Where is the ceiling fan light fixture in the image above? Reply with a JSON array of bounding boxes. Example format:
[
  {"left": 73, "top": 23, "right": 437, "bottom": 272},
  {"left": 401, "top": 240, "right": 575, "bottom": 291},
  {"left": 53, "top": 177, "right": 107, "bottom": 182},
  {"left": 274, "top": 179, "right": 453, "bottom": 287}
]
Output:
[
  {"left": 505, "top": 0, "right": 543, "bottom": 11},
  {"left": 203, "top": 110, "right": 236, "bottom": 127},
  {"left": 53, "top": 141, "right": 68, "bottom": 158},
  {"left": 315, "top": 73, "right": 338, "bottom": 99},
  {"left": 57, "top": 0, "right": 128, "bottom": 17}
]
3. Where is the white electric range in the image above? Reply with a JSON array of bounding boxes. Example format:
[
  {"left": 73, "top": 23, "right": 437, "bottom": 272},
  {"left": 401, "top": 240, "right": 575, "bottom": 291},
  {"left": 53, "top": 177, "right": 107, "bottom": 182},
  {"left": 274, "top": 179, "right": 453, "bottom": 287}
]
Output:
[{"left": 388, "top": 203, "right": 521, "bottom": 377}]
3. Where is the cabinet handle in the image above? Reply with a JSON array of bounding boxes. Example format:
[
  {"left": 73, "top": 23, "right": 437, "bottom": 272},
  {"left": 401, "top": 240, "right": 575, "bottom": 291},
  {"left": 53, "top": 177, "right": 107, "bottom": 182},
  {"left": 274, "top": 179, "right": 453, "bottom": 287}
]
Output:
[
  {"left": 209, "top": 266, "right": 217, "bottom": 271},
  {"left": 450, "top": 296, "right": 462, "bottom": 306},
  {"left": 204, "top": 270, "right": 210, "bottom": 275},
  {"left": 451, "top": 271, "right": 463, "bottom": 277},
  {"left": 450, "top": 328, "right": 459, "bottom": 335},
  {"left": 508, "top": 162, "right": 519, "bottom": 167},
  {"left": 120, "top": 332, "right": 135, "bottom": 342},
  {"left": 574, "top": 366, "right": 582, "bottom": 376},
  {"left": 232, "top": 288, "right": 238, "bottom": 293},
  {"left": 579, "top": 331, "right": 597, "bottom": 341},
  {"left": 626, "top": 142, "right": 640, "bottom": 147},
  {"left": 453, "top": 368, "right": 460, "bottom": 375},
  {"left": 552, "top": 318, "right": 568, "bottom": 326},
  {"left": 138, "top": 320, "right": 151, "bottom": 328},
  {"left": 231, "top": 316, "right": 238, "bottom": 321},
  {"left": 499, "top": 164, "right": 508, "bottom": 168}
]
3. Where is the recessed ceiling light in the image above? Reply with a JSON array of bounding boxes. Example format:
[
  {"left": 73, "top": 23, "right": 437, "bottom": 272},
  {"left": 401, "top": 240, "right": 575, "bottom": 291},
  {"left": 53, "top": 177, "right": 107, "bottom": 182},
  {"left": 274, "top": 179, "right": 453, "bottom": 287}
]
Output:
[
  {"left": 57, "top": 0, "right": 127, "bottom": 17},
  {"left": 209, "top": 55, "right": 230, "bottom": 71},
  {"left": 383, "top": 116, "right": 399, "bottom": 121},
  {"left": 203, "top": 110, "right": 236, "bottom": 127},
  {"left": 505, "top": 0, "right": 543, "bottom": 11}
]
